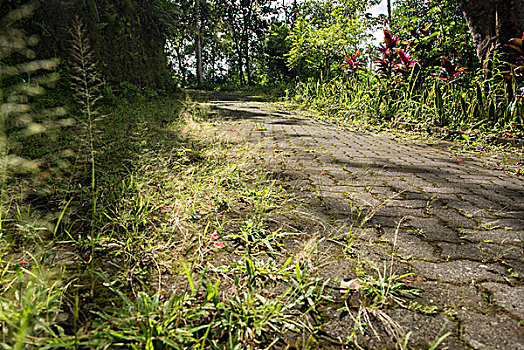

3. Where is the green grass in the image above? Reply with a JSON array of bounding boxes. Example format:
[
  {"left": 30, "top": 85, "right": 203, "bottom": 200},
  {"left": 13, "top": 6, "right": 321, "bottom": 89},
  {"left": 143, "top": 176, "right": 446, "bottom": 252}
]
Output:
[
  {"left": 0, "top": 91, "right": 336, "bottom": 348},
  {"left": 0, "top": 78, "right": 443, "bottom": 348},
  {"left": 289, "top": 70, "right": 524, "bottom": 145}
]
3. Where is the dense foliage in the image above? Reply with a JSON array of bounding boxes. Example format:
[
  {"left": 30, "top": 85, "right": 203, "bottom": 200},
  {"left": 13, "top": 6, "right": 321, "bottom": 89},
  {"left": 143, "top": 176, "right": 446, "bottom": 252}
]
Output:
[{"left": 290, "top": 0, "right": 524, "bottom": 132}]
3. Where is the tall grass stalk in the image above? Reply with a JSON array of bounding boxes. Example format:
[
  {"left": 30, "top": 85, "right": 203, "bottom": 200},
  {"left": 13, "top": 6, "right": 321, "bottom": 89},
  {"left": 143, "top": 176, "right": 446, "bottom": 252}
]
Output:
[{"left": 69, "top": 16, "right": 103, "bottom": 218}]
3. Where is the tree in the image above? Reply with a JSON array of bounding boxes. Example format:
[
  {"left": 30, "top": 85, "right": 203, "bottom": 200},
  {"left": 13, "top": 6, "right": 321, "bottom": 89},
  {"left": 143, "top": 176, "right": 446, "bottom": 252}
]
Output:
[
  {"left": 264, "top": 23, "right": 293, "bottom": 81},
  {"left": 217, "top": 0, "right": 274, "bottom": 85},
  {"left": 286, "top": 0, "right": 377, "bottom": 79},
  {"left": 456, "top": 0, "right": 524, "bottom": 63},
  {"left": 164, "top": 0, "right": 192, "bottom": 84},
  {"left": 2, "top": 0, "right": 172, "bottom": 88},
  {"left": 392, "top": 0, "right": 476, "bottom": 71},
  {"left": 386, "top": 0, "right": 391, "bottom": 28}
]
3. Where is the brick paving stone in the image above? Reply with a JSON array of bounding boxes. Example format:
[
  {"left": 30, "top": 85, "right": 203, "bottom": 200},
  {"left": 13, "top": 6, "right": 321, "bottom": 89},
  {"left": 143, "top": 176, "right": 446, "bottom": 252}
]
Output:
[
  {"left": 381, "top": 199, "right": 430, "bottom": 208},
  {"left": 384, "top": 310, "right": 460, "bottom": 349},
  {"left": 431, "top": 208, "right": 479, "bottom": 228},
  {"left": 457, "top": 228, "right": 524, "bottom": 245},
  {"left": 402, "top": 217, "right": 460, "bottom": 242},
  {"left": 346, "top": 192, "right": 383, "bottom": 207},
  {"left": 476, "top": 217, "right": 524, "bottom": 231},
  {"left": 375, "top": 206, "right": 426, "bottom": 218},
  {"left": 446, "top": 201, "right": 499, "bottom": 219},
  {"left": 481, "top": 282, "right": 524, "bottom": 320},
  {"left": 410, "top": 260, "right": 508, "bottom": 283},
  {"left": 457, "top": 311, "right": 524, "bottom": 350},
  {"left": 412, "top": 281, "right": 489, "bottom": 312},
  {"left": 316, "top": 185, "right": 352, "bottom": 193},
  {"left": 437, "top": 241, "right": 523, "bottom": 262},
  {"left": 382, "top": 229, "right": 439, "bottom": 260},
  {"left": 368, "top": 214, "right": 405, "bottom": 228}
]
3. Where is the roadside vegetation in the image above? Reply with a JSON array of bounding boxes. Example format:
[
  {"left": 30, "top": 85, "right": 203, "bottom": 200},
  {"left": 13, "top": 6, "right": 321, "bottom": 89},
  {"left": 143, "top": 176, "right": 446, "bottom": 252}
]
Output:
[
  {"left": 0, "top": 7, "right": 338, "bottom": 347},
  {"left": 0, "top": 77, "right": 332, "bottom": 347},
  {"left": 289, "top": 0, "right": 524, "bottom": 142}
]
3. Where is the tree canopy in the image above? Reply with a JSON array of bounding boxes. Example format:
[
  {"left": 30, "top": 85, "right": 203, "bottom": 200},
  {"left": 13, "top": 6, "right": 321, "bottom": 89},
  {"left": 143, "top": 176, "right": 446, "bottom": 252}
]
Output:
[{"left": 3, "top": 0, "right": 523, "bottom": 92}]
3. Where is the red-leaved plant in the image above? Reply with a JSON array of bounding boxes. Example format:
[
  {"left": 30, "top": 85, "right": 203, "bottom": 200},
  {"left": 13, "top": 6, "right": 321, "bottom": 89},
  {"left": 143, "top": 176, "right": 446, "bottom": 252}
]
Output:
[
  {"left": 373, "top": 30, "right": 399, "bottom": 78},
  {"left": 373, "top": 30, "right": 417, "bottom": 79},
  {"left": 394, "top": 48, "right": 417, "bottom": 77},
  {"left": 438, "top": 56, "right": 466, "bottom": 81},
  {"left": 342, "top": 50, "right": 364, "bottom": 73},
  {"left": 505, "top": 31, "right": 524, "bottom": 83},
  {"left": 383, "top": 29, "right": 399, "bottom": 50}
]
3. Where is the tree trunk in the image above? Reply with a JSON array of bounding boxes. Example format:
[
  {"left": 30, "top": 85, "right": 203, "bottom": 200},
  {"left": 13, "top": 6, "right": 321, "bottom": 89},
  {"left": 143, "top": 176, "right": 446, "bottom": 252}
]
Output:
[
  {"left": 195, "top": 0, "right": 203, "bottom": 85},
  {"left": 386, "top": 0, "right": 392, "bottom": 29},
  {"left": 246, "top": 42, "right": 252, "bottom": 85},
  {"left": 457, "top": 0, "right": 524, "bottom": 63},
  {"left": 244, "top": 0, "right": 253, "bottom": 85},
  {"left": 174, "top": 44, "right": 186, "bottom": 85},
  {"left": 237, "top": 42, "right": 245, "bottom": 85},
  {"left": 31, "top": 0, "right": 168, "bottom": 88}
]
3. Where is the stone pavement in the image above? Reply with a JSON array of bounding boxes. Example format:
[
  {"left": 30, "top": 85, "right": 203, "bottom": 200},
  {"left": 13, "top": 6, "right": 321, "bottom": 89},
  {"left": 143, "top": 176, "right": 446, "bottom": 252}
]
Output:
[{"left": 201, "top": 94, "right": 524, "bottom": 349}]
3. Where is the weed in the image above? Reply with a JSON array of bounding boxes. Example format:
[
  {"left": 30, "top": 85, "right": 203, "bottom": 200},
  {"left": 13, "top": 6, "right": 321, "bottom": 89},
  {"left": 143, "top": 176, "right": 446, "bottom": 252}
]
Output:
[
  {"left": 343, "top": 224, "right": 363, "bottom": 255},
  {"left": 0, "top": 256, "right": 69, "bottom": 349},
  {"left": 92, "top": 287, "right": 212, "bottom": 349},
  {"left": 69, "top": 16, "right": 104, "bottom": 217},
  {"left": 91, "top": 256, "right": 330, "bottom": 349},
  {"left": 458, "top": 209, "right": 474, "bottom": 218},
  {"left": 407, "top": 228, "right": 426, "bottom": 237},
  {"left": 424, "top": 198, "right": 436, "bottom": 215},
  {"left": 479, "top": 222, "right": 501, "bottom": 230},
  {"left": 339, "top": 219, "right": 423, "bottom": 345},
  {"left": 397, "top": 331, "right": 451, "bottom": 350},
  {"left": 479, "top": 243, "right": 519, "bottom": 263},
  {"left": 356, "top": 268, "right": 421, "bottom": 309},
  {"left": 407, "top": 301, "right": 438, "bottom": 315}
]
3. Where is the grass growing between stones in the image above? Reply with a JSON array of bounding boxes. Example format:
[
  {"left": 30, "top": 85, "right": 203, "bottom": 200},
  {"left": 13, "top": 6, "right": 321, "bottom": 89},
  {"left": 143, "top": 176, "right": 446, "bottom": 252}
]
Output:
[{"left": 0, "top": 94, "right": 338, "bottom": 348}]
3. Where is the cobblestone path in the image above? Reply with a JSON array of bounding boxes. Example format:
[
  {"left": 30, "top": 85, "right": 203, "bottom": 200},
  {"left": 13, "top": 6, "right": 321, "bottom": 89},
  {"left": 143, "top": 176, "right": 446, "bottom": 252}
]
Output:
[{"left": 202, "top": 94, "right": 524, "bottom": 349}]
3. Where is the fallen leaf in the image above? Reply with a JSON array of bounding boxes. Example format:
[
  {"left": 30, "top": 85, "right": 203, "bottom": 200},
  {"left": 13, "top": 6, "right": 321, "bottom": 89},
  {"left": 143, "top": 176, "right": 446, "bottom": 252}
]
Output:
[{"left": 340, "top": 279, "right": 362, "bottom": 293}]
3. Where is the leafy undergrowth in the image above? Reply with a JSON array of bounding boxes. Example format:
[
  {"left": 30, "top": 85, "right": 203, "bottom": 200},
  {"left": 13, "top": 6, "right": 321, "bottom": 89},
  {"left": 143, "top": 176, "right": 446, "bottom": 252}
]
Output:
[{"left": 0, "top": 94, "right": 338, "bottom": 349}]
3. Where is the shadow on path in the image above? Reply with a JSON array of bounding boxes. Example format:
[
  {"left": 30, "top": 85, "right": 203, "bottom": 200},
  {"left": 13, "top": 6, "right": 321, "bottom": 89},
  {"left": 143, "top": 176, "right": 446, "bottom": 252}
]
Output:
[{"left": 205, "top": 94, "right": 524, "bottom": 349}]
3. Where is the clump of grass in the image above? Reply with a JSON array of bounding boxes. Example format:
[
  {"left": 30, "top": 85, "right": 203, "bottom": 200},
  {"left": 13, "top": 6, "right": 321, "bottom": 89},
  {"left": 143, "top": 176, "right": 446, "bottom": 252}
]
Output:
[
  {"left": 337, "top": 220, "right": 422, "bottom": 346},
  {"left": 90, "top": 258, "right": 329, "bottom": 349},
  {"left": 0, "top": 256, "right": 70, "bottom": 349},
  {"left": 356, "top": 268, "right": 421, "bottom": 309}
]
